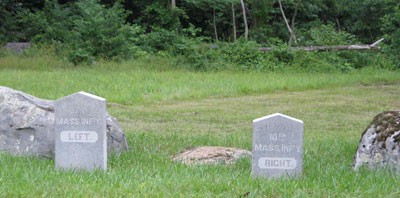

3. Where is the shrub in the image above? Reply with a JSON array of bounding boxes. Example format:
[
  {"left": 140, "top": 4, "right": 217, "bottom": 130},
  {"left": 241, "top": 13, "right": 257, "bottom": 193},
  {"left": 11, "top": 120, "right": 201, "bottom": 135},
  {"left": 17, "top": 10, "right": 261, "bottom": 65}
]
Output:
[
  {"left": 381, "top": 5, "right": 400, "bottom": 68},
  {"left": 219, "top": 39, "right": 281, "bottom": 71},
  {"left": 174, "top": 38, "right": 224, "bottom": 71},
  {"left": 0, "top": 2, "right": 32, "bottom": 44},
  {"left": 138, "top": 28, "right": 181, "bottom": 53},
  {"left": 26, "top": 0, "right": 144, "bottom": 64},
  {"left": 298, "top": 23, "right": 356, "bottom": 46}
]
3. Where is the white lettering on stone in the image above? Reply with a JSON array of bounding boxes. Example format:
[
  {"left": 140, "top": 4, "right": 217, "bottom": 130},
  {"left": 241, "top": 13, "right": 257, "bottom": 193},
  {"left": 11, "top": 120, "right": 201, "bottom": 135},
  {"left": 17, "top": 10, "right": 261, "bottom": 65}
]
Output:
[
  {"left": 60, "top": 131, "right": 98, "bottom": 143},
  {"left": 254, "top": 144, "right": 301, "bottom": 153},
  {"left": 80, "top": 118, "right": 101, "bottom": 125},
  {"left": 269, "top": 133, "right": 287, "bottom": 141},
  {"left": 56, "top": 118, "right": 102, "bottom": 125},
  {"left": 258, "top": 157, "right": 297, "bottom": 169}
]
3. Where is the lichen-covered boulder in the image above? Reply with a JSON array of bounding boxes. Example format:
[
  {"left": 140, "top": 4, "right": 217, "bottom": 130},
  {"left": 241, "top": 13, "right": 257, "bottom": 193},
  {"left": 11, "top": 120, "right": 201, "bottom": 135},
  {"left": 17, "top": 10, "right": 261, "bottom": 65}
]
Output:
[
  {"left": 0, "top": 86, "right": 128, "bottom": 158},
  {"left": 353, "top": 111, "right": 400, "bottom": 170},
  {"left": 172, "top": 146, "right": 251, "bottom": 165}
]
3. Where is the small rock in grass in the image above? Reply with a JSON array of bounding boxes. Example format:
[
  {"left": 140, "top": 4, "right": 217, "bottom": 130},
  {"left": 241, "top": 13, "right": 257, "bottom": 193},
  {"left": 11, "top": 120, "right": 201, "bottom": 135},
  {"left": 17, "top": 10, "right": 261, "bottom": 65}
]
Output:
[
  {"left": 5, "top": 42, "right": 31, "bottom": 54},
  {"left": 173, "top": 146, "right": 251, "bottom": 165}
]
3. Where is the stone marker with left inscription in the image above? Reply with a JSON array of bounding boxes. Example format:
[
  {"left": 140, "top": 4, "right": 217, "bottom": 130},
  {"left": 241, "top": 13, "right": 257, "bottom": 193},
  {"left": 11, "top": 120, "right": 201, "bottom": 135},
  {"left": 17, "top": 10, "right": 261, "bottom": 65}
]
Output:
[{"left": 55, "top": 92, "right": 107, "bottom": 171}]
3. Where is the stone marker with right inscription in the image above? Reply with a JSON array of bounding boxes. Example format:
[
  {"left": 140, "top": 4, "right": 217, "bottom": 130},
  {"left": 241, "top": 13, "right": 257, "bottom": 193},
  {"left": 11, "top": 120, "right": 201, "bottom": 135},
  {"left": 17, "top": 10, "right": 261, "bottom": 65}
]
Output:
[{"left": 252, "top": 113, "right": 303, "bottom": 178}]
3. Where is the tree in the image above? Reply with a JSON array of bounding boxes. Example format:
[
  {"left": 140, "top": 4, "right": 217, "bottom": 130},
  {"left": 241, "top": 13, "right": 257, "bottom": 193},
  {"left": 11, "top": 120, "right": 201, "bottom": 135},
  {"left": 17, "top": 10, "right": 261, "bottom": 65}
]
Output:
[
  {"left": 381, "top": 3, "right": 400, "bottom": 65},
  {"left": 0, "top": 0, "right": 45, "bottom": 43},
  {"left": 231, "top": 3, "right": 237, "bottom": 41},
  {"left": 240, "top": 0, "right": 248, "bottom": 40},
  {"left": 25, "top": 0, "right": 144, "bottom": 63},
  {"left": 336, "top": 0, "right": 397, "bottom": 43},
  {"left": 184, "top": 0, "right": 234, "bottom": 41},
  {"left": 278, "top": 0, "right": 296, "bottom": 46},
  {"left": 171, "top": 0, "right": 176, "bottom": 9}
]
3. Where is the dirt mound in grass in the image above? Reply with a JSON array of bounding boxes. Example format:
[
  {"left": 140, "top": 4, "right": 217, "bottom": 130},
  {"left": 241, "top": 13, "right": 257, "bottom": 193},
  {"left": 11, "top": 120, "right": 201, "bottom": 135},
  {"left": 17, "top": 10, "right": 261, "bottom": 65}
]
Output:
[{"left": 173, "top": 146, "right": 251, "bottom": 165}]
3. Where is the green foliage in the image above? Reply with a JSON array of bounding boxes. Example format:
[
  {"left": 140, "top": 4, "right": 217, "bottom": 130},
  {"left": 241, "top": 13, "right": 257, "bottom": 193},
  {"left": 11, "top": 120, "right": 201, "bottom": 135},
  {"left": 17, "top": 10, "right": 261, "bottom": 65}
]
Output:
[
  {"left": 26, "top": 0, "right": 144, "bottom": 64},
  {"left": 381, "top": 4, "right": 400, "bottom": 67},
  {"left": 170, "top": 39, "right": 284, "bottom": 72},
  {"left": 1, "top": 0, "right": 399, "bottom": 71},
  {"left": 138, "top": 28, "right": 181, "bottom": 53},
  {"left": 338, "top": 0, "right": 397, "bottom": 43},
  {"left": 183, "top": 0, "right": 243, "bottom": 41},
  {"left": 0, "top": 47, "right": 15, "bottom": 58},
  {"left": 291, "top": 51, "right": 348, "bottom": 73},
  {"left": 288, "top": 49, "right": 397, "bottom": 73},
  {"left": 0, "top": 3, "right": 25, "bottom": 43},
  {"left": 140, "top": 36, "right": 395, "bottom": 72},
  {"left": 298, "top": 23, "right": 356, "bottom": 46},
  {"left": 140, "top": 1, "right": 187, "bottom": 31},
  {"left": 219, "top": 40, "right": 287, "bottom": 71},
  {"left": 174, "top": 39, "right": 223, "bottom": 71},
  {"left": 221, "top": 40, "right": 261, "bottom": 69},
  {"left": 270, "top": 45, "right": 294, "bottom": 64}
]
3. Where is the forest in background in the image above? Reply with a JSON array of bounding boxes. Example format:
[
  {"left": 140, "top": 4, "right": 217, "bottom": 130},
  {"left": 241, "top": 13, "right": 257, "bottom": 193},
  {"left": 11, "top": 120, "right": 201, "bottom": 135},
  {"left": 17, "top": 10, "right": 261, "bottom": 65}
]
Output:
[{"left": 1, "top": 0, "right": 399, "bottom": 71}]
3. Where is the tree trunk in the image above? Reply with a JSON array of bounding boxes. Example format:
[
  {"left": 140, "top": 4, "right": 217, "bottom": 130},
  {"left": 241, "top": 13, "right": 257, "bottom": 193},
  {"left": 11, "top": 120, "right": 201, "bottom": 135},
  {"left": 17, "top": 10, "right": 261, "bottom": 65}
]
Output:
[
  {"left": 232, "top": 3, "right": 237, "bottom": 42},
  {"left": 278, "top": 0, "right": 296, "bottom": 46},
  {"left": 240, "top": 0, "right": 248, "bottom": 40},
  {"left": 171, "top": 0, "right": 178, "bottom": 33},
  {"left": 289, "top": 1, "right": 298, "bottom": 45},
  {"left": 171, "top": 0, "right": 176, "bottom": 9},
  {"left": 213, "top": 7, "right": 218, "bottom": 41},
  {"left": 259, "top": 38, "right": 385, "bottom": 52},
  {"left": 336, "top": 17, "right": 341, "bottom": 32}
]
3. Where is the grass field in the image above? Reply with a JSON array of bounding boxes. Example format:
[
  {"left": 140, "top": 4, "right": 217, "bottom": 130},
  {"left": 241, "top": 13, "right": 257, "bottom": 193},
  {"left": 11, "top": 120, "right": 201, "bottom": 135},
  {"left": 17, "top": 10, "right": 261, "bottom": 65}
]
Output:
[{"left": 1, "top": 55, "right": 400, "bottom": 197}]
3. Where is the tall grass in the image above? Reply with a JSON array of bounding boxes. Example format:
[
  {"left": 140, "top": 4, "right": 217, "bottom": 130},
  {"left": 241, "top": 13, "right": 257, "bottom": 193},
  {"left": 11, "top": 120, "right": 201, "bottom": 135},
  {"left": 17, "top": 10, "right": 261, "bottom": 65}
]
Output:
[
  {"left": 0, "top": 54, "right": 399, "bottom": 104},
  {"left": 1, "top": 54, "right": 400, "bottom": 196}
]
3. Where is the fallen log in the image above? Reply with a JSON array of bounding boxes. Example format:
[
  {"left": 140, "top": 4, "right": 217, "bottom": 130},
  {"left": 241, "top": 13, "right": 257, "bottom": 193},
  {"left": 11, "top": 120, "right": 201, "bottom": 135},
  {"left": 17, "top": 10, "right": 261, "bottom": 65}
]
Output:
[{"left": 259, "top": 38, "right": 384, "bottom": 52}]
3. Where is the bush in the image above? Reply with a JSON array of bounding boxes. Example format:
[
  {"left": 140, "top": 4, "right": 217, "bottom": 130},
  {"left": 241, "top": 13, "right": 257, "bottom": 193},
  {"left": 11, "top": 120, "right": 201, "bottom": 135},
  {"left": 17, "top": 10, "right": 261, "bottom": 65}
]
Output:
[
  {"left": 174, "top": 38, "right": 224, "bottom": 71},
  {"left": 381, "top": 5, "right": 400, "bottom": 68},
  {"left": 0, "top": 2, "right": 31, "bottom": 44},
  {"left": 220, "top": 40, "right": 259, "bottom": 69},
  {"left": 138, "top": 28, "right": 181, "bottom": 53},
  {"left": 219, "top": 39, "right": 282, "bottom": 71},
  {"left": 298, "top": 23, "right": 356, "bottom": 46},
  {"left": 26, "top": 0, "right": 144, "bottom": 64}
]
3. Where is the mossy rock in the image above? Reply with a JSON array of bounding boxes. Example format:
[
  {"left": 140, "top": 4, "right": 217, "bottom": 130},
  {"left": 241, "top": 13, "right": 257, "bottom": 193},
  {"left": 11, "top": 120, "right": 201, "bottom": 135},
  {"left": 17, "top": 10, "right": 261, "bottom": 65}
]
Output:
[{"left": 353, "top": 111, "right": 400, "bottom": 170}]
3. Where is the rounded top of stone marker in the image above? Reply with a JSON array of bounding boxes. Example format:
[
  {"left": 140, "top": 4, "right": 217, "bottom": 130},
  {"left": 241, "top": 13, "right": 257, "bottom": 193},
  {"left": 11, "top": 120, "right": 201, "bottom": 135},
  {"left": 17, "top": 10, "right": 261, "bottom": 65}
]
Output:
[
  {"left": 253, "top": 113, "right": 303, "bottom": 124},
  {"left": 77, "top": 91, "right": 106, "bottom": 101},
  {"left": 57, "top": 91, "right": 106, "bottom": 102}
]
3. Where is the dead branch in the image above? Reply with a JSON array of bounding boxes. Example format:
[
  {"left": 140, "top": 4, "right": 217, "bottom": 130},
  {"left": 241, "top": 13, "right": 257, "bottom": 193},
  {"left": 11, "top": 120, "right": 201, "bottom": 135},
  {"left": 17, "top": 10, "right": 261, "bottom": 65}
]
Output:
[{"left": 259, "top": 38, "right": 384, "bottom": 52}]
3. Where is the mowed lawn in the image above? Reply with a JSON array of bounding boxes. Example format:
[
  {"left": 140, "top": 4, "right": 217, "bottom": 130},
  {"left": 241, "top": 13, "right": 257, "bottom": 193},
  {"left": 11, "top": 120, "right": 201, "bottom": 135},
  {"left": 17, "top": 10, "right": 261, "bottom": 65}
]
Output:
[{"left": 1, "top": 57, "right": 400, "bottom": 197}]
